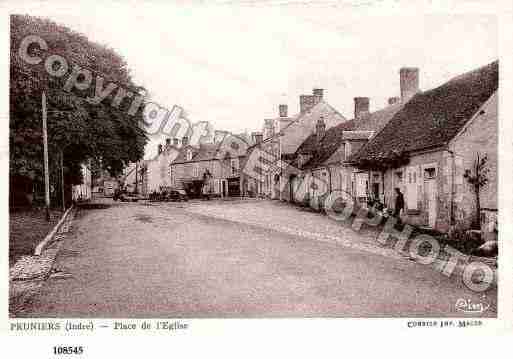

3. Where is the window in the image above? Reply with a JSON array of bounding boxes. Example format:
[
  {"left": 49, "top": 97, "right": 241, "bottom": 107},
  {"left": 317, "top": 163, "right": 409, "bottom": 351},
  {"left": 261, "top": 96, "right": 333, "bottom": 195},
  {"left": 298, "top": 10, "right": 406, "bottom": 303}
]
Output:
[
  {"left": 372, "top": 183, "right": 380, "bottom": 199},
  {"left": 231, "top": 158, "right": 239, "bottom": 176},
  {"left": 395, "top": 171, "right": 403, "bottom": 183},
  {"left": 424, "top": 167, "right": 436, "bottom": 179},
  {"left": 298, "top": 154, "right": 305, "bottom": 168},
  {"left": 355, "top": 173, "right": 368, "bottom": 197},
  {"left": 406, "top": 166, "right": 419, "bottom": 210},
  {"left": 344, "top": 142, "right": 352, "bottom": 159},
  {"left": 186, "top": 149, "right": 192, "bottom": 161}
]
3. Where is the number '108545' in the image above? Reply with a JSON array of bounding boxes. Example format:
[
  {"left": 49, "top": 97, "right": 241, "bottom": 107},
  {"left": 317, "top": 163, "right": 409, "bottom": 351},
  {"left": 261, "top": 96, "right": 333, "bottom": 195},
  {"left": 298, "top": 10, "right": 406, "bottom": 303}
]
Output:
[{"left": 53, "top": 346, "right": 84, "bottom": 355}]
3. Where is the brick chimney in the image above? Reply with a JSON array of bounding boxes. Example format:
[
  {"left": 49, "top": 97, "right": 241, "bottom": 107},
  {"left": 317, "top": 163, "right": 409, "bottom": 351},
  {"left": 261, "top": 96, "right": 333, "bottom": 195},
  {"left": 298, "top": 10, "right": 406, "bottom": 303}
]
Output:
[
  {"left": 299, "top": 96, "right": 317, "bottom": 114},
  {"left": 313, "top": 88, "right": 324, "bottom": 100},
  {"left": 316, "top": 116, "right": 326, "bottom": 142},
  {"left": 182, "top": 136, "right": 188, "bottom": 146},
  {"left": 252, "top": 131, "right": 263, "bottom": 144},
  {"left": 354, "top": 97, "right": 370, "bottom": 120},
  {"left": 264, "top": 119, "right": 275, "bottom": 139},
  {"left": 279, "top": 104, "right": 288, "bottom": 118},
  {"left": 157, "top": 144, "right": 162, "bottom": 154},
  {"left": 299, "top": 88, "right": 324, "bottom": 114},
  {"left": 388, "top": 97, "right": 400, "bottom": 105},
  {"left": 400, "top": 67, "right": 419, "bottom": 101}
]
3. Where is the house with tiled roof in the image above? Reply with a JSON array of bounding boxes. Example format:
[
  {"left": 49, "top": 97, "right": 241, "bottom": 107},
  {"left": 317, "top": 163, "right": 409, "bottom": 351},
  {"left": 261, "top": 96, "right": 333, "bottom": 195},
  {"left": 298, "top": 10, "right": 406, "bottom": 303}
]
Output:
[
  {"left": 248, "top": 88, "right": 347, "bottom": 200},
  {"left": 284, "top": 67, "right": 412, "bottom": 208},
  {"left": 170, "top": 132, "right": 253, "bottom": 198},
  {"left": 350, "top": 61, "right": 498, "bottom": 233},
  {"left": 141, "top": 138, "right": 182, "bottom": 195}
]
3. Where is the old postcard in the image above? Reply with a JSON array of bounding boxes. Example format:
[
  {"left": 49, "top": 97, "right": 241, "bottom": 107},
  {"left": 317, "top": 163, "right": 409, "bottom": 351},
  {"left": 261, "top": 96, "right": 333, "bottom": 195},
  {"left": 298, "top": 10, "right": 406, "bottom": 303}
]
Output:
[{"left": 1, "top": 0, "right": 512, "bottom": 357}]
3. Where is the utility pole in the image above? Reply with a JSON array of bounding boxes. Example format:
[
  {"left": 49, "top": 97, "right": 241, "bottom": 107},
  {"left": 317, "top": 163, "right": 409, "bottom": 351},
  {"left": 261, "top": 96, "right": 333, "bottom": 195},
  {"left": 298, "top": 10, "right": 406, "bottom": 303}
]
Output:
[
  {"left": 60, "top": 149, "right": 65, "bottom": 212},
  {"left": 42, "top": 92, "right": 51, "bottom": 221},
  {"left": 135, "top": 162, "right": 138, "bottom": 194}
]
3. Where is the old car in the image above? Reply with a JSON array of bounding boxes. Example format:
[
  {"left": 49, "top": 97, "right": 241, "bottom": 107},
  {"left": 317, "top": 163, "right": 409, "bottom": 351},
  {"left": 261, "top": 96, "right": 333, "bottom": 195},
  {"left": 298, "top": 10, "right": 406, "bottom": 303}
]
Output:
[
  {"left": 113, "top": 189, "right": 140, "bottom": 202},
  {"left": 167, "top": 189, "right": 188, "bottom": 202}
]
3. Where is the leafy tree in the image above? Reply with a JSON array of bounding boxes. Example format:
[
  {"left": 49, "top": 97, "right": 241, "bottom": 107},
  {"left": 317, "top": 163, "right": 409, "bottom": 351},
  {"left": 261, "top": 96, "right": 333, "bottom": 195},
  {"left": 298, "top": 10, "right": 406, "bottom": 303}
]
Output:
[{"left": 10, "top": 15, "right": 148, "bottom": 206}]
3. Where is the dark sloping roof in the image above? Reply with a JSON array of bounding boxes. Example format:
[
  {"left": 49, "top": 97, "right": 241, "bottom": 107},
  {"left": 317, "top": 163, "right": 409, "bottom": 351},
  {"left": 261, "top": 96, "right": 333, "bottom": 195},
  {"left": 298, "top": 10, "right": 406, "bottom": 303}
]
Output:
[
  {"left": 172, "top": 143, "right": 220, "bottom": 164},
  {"left": 351, "top": 61, "right": 498, "bottom": 165},
  {"left": 288, "top": 99, "right": 404, "bottom": 170},
  {"left": 289, "top": 119, "right": 356, "bottom": 169},
  {"left": 172, "top": 132, "right": 251, "bottom": 165},
  {"left": 352, "top": 100, "right": 404, "bottom": 133}
]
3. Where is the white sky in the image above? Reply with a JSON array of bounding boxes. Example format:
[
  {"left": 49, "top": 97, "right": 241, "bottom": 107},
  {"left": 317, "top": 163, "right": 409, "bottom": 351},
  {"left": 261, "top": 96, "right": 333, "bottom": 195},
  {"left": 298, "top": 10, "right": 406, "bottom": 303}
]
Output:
[{"left": 3, "top": 1, "right": 498, "bottom": 159}]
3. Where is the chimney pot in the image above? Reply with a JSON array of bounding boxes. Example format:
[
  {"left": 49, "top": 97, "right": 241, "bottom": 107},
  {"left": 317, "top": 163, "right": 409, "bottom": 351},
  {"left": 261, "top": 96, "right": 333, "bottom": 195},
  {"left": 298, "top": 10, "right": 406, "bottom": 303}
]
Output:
[
  {"left": 316, "top": 116, "right": 326, "bottom": 142},
  {"left": 354, "top": 97, "right": 370, "bottom": 120},
  {"left": 300, "top": 94, "right": 322, "bottom": 114},
  {"left": 252, "top": 132, "right": 263, "bottom": 144},
  {"left": 279, "top": 104, "right": 288, "bottom": 118},
  {"left": 400, "top": 67, "right": 419, "bottom": 101},
  {"left": 388, "top": 97, "right": 400, "bottom": 105},
  {"left": 313, "top": 88, "right": 324, "bottom": 99},
  {"left": 264, "top": 119, "right": 275, "bottom": 139}
]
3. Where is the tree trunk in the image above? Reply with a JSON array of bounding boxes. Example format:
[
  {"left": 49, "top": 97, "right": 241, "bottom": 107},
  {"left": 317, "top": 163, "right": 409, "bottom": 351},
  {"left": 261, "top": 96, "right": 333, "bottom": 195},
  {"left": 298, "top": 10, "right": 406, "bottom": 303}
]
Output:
[{"left": 475, "top": 183, "right": 481, "bottom": 230}]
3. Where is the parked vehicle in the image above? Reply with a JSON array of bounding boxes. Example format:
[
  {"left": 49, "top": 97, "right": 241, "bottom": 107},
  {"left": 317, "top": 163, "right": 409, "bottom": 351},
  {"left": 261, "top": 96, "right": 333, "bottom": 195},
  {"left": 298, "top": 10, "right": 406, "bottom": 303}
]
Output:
[
  {"left": 113, "top": 189, "right": 140, "bottom": 202},
  {"left": 148, "top": 188, "right": 188, "bottom": 202},
  {"left": 167, "top": 189, "right": 188, "bottom": 202},
  {"left": 103, "top": 180, "right": 118, "bottom": 197}
]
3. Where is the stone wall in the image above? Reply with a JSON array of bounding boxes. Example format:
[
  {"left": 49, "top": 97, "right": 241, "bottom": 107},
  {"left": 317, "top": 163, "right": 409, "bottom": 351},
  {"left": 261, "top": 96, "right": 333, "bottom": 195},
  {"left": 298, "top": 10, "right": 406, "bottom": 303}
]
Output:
[{"left": 448, "top": 92, "right": 498, "bottom": 231}]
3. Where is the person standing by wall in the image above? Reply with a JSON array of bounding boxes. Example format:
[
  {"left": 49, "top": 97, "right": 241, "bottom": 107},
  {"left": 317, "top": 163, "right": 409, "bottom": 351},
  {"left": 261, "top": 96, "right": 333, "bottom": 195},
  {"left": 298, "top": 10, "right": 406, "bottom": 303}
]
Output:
[{"left": 394, "top": 187, "right": 405, "bottom": 218}]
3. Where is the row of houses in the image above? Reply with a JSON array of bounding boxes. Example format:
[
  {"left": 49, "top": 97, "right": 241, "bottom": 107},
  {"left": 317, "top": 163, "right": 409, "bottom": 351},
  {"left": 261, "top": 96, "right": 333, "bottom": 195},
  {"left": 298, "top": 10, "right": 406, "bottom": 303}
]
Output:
[
  {"left": 136, "top": 131, "right": 256, "bottom": 198},
  {"left": 136, "top": 60, "right": 497, "bottom": 235},
  {"left": 248, "top": 61, "right": 498, "bottom": 234}
]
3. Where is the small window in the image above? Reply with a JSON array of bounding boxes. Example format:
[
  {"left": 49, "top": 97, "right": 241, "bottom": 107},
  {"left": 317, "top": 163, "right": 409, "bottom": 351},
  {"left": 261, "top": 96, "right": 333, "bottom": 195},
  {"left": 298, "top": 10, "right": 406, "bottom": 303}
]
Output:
[
  {"left": 408, "top": 173, "right": 412, "bottom": 184},
  {"left": 231, "top": 158, "right": 239, "bottom": 176},
  {"left": 395, "top": 172, "right": 403, "bottom": 183},
  {"left": 186, "top": 149, "right": 193, "bottom": 161},
  {"left": 413, "top": 172, "right": 417, "bottom": 183},
  {"left": 424, "top": 167, "right": 436, "bottom": 179}
]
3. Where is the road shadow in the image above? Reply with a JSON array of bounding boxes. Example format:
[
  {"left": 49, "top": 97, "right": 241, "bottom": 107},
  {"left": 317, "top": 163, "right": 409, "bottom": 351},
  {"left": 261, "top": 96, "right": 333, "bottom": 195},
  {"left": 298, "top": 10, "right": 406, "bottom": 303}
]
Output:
[{"left": 76, "top": 203, "right": 111, "bottom": 210}]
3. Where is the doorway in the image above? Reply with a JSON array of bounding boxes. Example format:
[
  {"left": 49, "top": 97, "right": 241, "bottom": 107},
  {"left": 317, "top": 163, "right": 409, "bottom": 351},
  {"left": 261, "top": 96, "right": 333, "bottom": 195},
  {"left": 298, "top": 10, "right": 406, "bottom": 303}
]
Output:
[{"left": 425, "top": 179, "right": 437, "bottom": 228}]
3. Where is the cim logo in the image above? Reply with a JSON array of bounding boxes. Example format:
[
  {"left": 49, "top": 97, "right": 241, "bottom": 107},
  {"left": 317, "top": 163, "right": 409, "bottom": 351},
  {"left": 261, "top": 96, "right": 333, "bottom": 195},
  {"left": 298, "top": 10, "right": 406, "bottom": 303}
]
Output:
[{"left": 455, "top": 298, "right": 490, "bottom": 314}]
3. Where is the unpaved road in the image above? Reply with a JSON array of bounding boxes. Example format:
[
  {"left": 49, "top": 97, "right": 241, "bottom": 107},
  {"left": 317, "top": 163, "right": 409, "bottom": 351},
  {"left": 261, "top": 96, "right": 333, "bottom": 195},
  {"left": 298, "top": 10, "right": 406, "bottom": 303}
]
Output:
[{"left": 14, "top": 199, "right": 497, "bottom": 318}]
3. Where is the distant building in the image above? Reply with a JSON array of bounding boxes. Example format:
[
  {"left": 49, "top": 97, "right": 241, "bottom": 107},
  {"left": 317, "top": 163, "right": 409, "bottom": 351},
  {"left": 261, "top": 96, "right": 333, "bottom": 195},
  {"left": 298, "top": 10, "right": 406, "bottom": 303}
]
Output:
[
  {"left": 141, "top": 138, "right": 181, "bottom": 195},
  {"left": 248, "top": 88, "right": 347, "bottom": 200},
  {"left": 170, "top": 134, "right": 252, "bottom": 198},
  {"left": 72, "top": 161, "right": 92, "bottom": 201}
]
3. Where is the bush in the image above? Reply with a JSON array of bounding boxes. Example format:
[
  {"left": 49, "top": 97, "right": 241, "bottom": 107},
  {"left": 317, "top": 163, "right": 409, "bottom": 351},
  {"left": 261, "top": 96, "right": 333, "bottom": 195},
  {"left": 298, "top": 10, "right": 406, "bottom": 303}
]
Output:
[{"left": 445, "top": 224, "right": 485, "bottom": 255}]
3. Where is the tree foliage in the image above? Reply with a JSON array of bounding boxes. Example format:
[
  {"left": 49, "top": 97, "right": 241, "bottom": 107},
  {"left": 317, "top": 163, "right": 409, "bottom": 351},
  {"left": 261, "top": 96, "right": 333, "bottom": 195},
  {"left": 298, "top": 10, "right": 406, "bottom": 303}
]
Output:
[{"left": 10, "top": 14, "right": 148, "bottom": 191}]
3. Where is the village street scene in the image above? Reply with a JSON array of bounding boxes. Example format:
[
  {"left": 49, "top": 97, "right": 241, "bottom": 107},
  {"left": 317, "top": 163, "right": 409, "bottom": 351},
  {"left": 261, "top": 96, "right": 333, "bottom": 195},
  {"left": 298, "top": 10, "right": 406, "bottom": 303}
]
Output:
[{"left": 9, "top": 9, "right": 498, "bottom": 318}]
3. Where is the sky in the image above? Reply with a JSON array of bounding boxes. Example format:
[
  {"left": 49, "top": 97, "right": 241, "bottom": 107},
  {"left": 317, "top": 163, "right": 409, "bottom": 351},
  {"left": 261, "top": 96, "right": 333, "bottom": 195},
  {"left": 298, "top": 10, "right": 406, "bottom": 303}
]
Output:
[{"left": 4, "top": 1, "right": 498, "bottom": 159}]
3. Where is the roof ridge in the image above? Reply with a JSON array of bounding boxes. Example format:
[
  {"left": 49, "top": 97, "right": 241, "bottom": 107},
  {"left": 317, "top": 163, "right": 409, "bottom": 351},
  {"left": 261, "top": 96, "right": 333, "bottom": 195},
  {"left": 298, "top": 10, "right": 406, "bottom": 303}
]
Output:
[{"left": 351, "top": 60, "right": 498, "bottom": 165}]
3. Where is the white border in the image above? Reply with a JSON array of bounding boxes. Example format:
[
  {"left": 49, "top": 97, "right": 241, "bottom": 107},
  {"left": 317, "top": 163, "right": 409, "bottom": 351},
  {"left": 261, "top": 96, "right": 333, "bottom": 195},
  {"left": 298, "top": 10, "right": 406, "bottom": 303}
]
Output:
[{"left": 1, "top": 0, "right": 512, "bottom": 356}]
